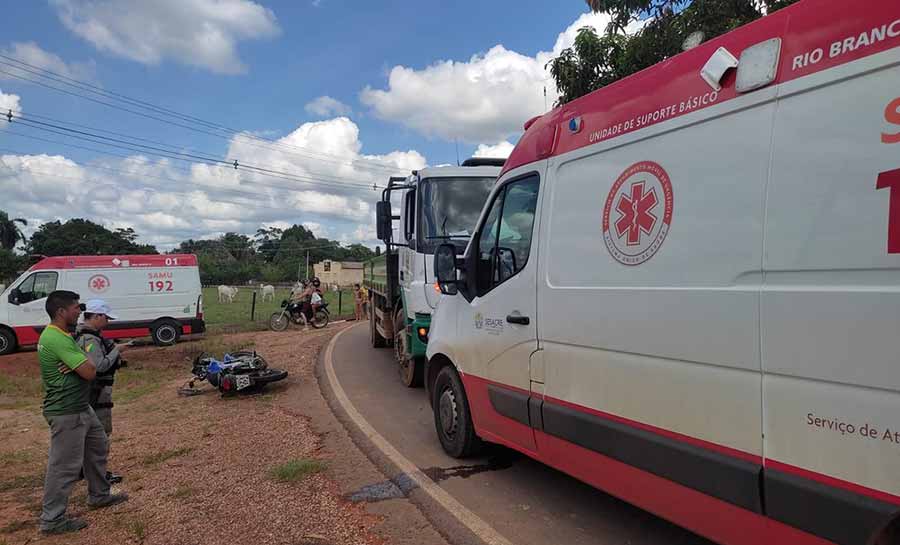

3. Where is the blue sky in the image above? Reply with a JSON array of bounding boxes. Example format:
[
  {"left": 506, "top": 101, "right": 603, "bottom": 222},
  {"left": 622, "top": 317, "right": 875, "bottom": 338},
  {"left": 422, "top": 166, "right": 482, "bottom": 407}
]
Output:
[{"left": 0, "top": 0, "right": 608, "bottom": 249}]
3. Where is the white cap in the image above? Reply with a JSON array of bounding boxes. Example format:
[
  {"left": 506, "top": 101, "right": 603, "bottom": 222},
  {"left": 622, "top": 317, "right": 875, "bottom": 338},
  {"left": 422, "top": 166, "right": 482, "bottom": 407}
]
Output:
[{"left": 84, "top": 299, "right": 119, "bottom": 320}]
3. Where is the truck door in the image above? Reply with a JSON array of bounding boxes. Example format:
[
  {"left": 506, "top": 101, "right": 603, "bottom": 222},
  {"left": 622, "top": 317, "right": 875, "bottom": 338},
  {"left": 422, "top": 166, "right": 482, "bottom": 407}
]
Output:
[
  {"left": 457, "top": 171, "right": 543, "bottom": 453},
  {"left": 398, "top": 188, "right": 416, "bottom": 315}
]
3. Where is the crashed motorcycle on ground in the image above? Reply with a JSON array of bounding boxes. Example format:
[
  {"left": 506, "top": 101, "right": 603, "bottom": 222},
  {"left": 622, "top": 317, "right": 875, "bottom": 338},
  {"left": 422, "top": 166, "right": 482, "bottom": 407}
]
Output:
[
  {"left": 182, "top": 351, "right": 287, "bottom": 396},
  {"left": 269, "top": 299, "right": 330, "bottom": 331}
]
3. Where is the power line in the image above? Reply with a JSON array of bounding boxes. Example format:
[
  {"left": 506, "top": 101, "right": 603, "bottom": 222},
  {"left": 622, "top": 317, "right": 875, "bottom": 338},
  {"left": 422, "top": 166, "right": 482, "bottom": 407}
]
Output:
[
  {"left": 0, "top": 56, "right": 406, "bottom": 174},
  {"left": 2, "top": 121, "right": 385, "bottom": 192},
  {"left": 0, "top": 152, "right": 377, "bottom": 223},
  {"left": 9, "top": 112, "right": 385, "bottom": 190},
  {"left": 0, "top": 160, "right": 375, "bottom": 222}
]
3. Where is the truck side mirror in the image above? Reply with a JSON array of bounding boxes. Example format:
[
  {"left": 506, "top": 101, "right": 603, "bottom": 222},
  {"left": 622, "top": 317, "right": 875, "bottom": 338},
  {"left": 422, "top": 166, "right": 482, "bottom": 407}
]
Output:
[
  {"left": 434, "top": 244, "right": 459, "bottom": 296},
  {"left": 8, "top": 288, "right": 21, "bottom": 305},
  {"left": 376, "top": 201, "right": 392, "bottom": 242}
]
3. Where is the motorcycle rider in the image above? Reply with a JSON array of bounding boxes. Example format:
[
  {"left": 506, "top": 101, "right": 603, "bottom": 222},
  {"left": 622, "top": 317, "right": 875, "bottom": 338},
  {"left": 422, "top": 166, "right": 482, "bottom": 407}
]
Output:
[
  {"left": 75, "top": 300, "right": 128, "bottom": 484},
  {"left": 297, "top": 277, "right": 323, "bottom": 328}
]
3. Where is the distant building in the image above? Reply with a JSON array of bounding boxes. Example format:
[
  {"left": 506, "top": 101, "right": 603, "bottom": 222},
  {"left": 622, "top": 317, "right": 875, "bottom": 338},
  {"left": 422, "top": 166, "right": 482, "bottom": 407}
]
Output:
[{"left": 313, "top": 260, "right": 364, "bottom": 287}]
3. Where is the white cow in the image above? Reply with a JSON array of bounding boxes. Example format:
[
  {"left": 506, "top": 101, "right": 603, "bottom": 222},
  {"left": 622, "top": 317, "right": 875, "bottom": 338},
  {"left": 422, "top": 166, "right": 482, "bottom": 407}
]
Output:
[
  {"left": 217, "top": 285, "right": 238, "bottom": 303},
  {"left": 260, "top": 284, "right": 275, "bottom": 302}
]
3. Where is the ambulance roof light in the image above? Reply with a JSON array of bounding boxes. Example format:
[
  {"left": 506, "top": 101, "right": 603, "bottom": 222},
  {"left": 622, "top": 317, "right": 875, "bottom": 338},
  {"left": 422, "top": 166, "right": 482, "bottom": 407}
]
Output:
[{"left": 701, "top": 47, "right": 739, "bottom": 91}]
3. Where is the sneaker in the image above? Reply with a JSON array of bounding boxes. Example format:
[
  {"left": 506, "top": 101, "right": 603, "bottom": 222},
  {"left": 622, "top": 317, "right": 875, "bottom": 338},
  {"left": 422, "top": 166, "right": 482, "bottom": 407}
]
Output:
[
  {"left": 41, "top": 517, "right": 88, "bottom": 534},
  {"left": 106, "top": 471, "right": 123, "bottom": 484},
  {"left": 88, "top": 492, "right": 129, "bottom": 510}
]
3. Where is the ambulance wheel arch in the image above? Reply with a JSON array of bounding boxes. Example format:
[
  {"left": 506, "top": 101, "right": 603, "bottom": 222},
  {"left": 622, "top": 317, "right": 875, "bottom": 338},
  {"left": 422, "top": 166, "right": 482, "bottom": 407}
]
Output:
[
  {"left": 150, "top": 318, "right": 182, "bottom": 346},
  {"left": 0, "top": 326, "right": 16, "bottom": 356}
]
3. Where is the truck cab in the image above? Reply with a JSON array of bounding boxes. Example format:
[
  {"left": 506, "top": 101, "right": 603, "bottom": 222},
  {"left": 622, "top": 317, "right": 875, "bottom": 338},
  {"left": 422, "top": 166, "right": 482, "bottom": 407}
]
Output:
[{"left": 367, "top": 158, "right": 502, "bottom": 387}]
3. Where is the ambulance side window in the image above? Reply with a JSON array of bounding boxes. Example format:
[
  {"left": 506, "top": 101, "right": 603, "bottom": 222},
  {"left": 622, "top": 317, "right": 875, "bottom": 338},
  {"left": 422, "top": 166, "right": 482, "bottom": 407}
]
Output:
[
  {"left": 14, "top": 272, "right": 58, "bottom": 304},
  {"left": 475, "top": 175, "right": 540, "bottom": 295}
]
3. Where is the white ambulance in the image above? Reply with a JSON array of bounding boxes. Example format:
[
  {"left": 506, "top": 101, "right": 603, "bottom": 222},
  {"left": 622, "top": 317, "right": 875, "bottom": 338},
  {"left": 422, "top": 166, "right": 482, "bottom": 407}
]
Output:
[
  {"left": 428, "top": 1, "right": 900, "bottom": 544},
  {"left": 0, "top": 254, "right": 204, "bottom": 355}
]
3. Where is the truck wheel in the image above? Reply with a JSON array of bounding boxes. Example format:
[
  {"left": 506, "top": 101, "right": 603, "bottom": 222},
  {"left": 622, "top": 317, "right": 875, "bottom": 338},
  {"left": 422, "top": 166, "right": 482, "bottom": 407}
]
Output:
[
  {"left": 433, "top": 365, "right": 482, "bottom": 458},
  {"left": 395, "top": 308, "right": 423, "bottom": 387},
  {"left": 0, "top": 328, "right": 16, "bottom": 356},
  {"left": 370, "top": 301, "right": 387, "bottom": 348},
  {"left": 400, "top": 356, "right": 424, "bottom": 388},
  {"left": 151, "top": 320, "right": 182, "bottom": 346}
]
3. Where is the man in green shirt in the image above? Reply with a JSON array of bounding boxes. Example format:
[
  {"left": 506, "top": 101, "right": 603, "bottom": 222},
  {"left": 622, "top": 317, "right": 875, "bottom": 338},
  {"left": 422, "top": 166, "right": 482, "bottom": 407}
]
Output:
[{"left": 38, "top": 291, "right": 128, "bottom": 534}]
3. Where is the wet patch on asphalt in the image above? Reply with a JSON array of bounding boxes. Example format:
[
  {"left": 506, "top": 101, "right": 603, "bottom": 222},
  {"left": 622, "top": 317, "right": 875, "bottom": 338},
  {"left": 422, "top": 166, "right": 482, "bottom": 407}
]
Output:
[
  {"left": 347, "top": 473, "right": 418, "bottom": 503},
  {"left": 420, "top": 451, "right": 517, "bottom": 483}
]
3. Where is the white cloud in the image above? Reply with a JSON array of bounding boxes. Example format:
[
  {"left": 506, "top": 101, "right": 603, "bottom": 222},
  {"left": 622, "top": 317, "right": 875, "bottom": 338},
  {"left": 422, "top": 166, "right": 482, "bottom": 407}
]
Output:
[
  {"left": 0, "top": 88, "right": 20, "bottom": 124},
  {"left": 473, "top": 141, "right": 515, "bottom": 159},
  {"left": 0, "top": 42, "right": 96, "bottom": 83},
  {"left": 305, "top": 96, "right": 352, "bottom": 118},
  {"left": 360, "top": 11, "right": 617, "bottom": 143},
  {"left": 50, "top": 0, "right": 280, "bottom": 74},
  {"left": 0, "top": 117, "right": 426, "bottom": 251}
]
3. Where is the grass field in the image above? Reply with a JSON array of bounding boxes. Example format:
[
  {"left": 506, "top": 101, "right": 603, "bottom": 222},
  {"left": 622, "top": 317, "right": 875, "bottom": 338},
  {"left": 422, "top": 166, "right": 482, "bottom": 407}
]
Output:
[{"left": 201, "top": 286, "right": 356, "bottom": 332}]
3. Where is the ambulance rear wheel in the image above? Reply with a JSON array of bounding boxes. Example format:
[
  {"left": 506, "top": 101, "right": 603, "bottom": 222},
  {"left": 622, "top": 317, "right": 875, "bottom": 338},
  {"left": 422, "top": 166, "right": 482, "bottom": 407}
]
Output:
[
  {"left": 433, "top": 365, "right": 482, "bottom": 458},
  {"left": 151, "top": 320, "right": 181, "bottom": 346},
  {"left": 0, "top": 328, "right": 16, "bottom": 356}
]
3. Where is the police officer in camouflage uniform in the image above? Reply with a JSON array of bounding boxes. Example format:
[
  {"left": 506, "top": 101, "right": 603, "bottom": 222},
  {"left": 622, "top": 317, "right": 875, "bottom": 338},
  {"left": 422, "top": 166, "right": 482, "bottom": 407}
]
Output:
[{"left": 75, "top": 299, "right": 128, "bottom": 484}]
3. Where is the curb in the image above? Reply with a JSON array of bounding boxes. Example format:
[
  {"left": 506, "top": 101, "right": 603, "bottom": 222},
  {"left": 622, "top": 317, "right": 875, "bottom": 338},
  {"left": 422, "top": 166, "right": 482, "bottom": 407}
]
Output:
[{"left": 318, "top": 325, "right": 514, "bottom": 545}]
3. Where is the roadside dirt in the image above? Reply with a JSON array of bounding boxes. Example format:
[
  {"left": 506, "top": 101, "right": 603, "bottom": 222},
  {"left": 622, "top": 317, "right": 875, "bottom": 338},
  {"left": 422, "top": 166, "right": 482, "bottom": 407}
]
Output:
[{"left": 0, "top": 324, "right": 443, "bottom": 545}]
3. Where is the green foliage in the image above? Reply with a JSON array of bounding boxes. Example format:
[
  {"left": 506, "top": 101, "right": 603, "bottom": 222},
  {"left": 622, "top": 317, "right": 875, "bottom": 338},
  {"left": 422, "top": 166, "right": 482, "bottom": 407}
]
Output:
[
  {"left": 0, "top": 249, "right": 25, "bottom": 283},
  {"left": 176, "top": 225, "right": 376, "bottom": 286},
  {"left": 269, "top": 458, "right": 326, "bottom": 483},
  {"left": 554, "top": 0, "right": 802, "bottom": 105},
  {"left": 0, "top": 211, "right": 27, "bottom": 251},
  {"left": 26, "top": 218, "right": 157, "bottom": 256}
]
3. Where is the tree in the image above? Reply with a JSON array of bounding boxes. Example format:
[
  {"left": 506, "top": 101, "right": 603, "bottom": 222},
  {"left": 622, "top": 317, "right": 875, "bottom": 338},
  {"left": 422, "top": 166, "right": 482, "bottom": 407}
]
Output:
[
  {"left": 552, "top": 0, "right": 801, "bottom": 105},
  {"left": 0, "top": 248, "right": 25, "bottom": 283},
  {"left": 27, "top": 219, "right": 157, "bottom": 256},
  {"left": 0, "top": 211, "right": 28, "bottom": 251}
]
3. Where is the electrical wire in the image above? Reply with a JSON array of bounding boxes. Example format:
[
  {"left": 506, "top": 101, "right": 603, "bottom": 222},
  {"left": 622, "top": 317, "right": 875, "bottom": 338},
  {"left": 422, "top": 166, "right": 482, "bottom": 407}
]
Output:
[
  {"left": 9, "top": 113, "right": 386, "bottom": 190},
  {"left": 2, "top": 123, "right": 384, "bottom": 192},
  {"left": 0, "top": 56, "right": 407, "bottom": 174}
]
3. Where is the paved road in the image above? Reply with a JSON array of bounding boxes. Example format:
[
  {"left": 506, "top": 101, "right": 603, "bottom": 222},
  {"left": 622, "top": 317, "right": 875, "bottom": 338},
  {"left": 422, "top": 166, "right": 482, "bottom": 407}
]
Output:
[{"left": 331, "top": 323, "right": 713, "bottom": 545}]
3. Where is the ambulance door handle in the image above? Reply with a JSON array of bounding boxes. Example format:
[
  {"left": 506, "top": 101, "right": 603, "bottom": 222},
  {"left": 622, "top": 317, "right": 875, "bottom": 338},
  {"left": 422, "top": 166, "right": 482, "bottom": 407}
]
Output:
[{"left": 507, "top": 314, "right": 530, "bottom": 325}]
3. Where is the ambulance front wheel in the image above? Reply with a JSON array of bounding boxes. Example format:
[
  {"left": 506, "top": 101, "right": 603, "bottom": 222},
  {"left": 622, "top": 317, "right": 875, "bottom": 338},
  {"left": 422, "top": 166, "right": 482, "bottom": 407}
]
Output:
[
  {"left": 0, "top": 328, "right": 16, "bottom": 356},
  {"left": 151, "top": 320, "right": 181, "bottom": 346},
  {"left": 433, "top": 365, "right": 482, "bottom": 458}
]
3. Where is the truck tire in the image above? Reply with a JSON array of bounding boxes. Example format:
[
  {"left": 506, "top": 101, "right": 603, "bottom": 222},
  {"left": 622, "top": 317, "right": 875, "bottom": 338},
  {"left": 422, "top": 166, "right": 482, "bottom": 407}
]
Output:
[
  {"left": 151, "top": 319, "right": 182, "bottom": 346},
  {"left": 370, "top": 300, "right": 387, "bottom": 348},
  {"left": 0, "top": 328, "right": 16, "bottom": 356},
  {"left": 395, "top": 308, "right": 423, "bottom": 388},
  {"left": 433, "top": 365, "right": 482, "bottom": 458}
]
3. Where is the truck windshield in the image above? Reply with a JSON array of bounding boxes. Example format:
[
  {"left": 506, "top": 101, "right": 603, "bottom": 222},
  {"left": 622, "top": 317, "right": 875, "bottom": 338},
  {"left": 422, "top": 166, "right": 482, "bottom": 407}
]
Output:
[{"left": 418, "top": 176, "right": 495, "bottom": 253}]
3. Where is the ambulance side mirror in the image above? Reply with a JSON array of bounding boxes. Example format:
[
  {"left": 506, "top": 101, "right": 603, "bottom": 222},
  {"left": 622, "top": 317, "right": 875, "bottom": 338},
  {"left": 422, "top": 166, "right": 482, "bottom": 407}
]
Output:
[
  {"left": 434, "top": 244, "right": 459, "bottom": 296},
  {"left": 8, "top": 288, "right": 20, "bottom": 305}
]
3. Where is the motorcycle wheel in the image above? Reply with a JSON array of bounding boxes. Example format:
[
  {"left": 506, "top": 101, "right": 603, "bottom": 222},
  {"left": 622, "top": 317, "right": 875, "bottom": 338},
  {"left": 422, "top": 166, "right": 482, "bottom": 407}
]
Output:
[
  {"left": 252, "top": 368, "right": 288, "bottom": 383},
  {"left": 269, "top": 312, "right": 289, "bottom": 332},
  {"left": 311, "top": 309, "right": 330, "bottom": 329}
]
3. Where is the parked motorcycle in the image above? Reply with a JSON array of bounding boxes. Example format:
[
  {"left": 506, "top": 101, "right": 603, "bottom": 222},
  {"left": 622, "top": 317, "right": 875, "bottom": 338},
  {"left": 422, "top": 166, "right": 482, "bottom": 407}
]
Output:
[
  {"left": 186, "top": 351, "right": 287, "bottom": 395},
  {"left": 269, "top": 299, "right": 330, "bottom": 331}
]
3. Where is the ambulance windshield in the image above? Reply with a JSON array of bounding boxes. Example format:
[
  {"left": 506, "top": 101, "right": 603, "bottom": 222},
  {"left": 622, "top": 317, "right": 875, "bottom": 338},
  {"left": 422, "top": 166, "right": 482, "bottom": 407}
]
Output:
[{"left": 418, "top": 176, "right": 495, "bottom": 253}]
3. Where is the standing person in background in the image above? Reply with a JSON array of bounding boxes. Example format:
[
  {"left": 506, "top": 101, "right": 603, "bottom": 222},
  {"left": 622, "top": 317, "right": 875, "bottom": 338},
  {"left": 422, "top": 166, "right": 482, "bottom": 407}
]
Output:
[
  {"left": 360, "top": 284, "right": 369, "bottom": 320},
  {"left": 353, "top": 283, "right": 365, "bottom": 321},
  {"left": 38, "top": 291, "right": 128, "bottom": 535},
  {"left": 75, "top": 299, "right": 129, "bottom": 484}
]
